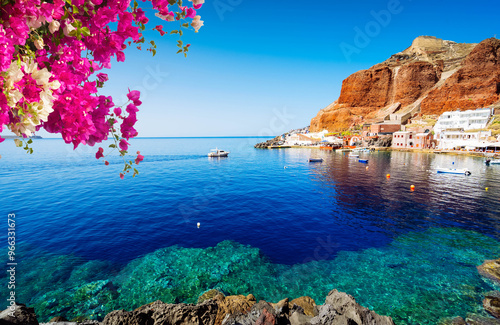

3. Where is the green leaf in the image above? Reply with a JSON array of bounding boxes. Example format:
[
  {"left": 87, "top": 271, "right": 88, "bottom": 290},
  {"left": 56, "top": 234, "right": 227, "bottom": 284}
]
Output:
[
  {"left": 27, "top": 139, "right": 33, "bottom": 144},
  {"left": 109, "top": 144, "right": 116, "bottom": 148},
  {"left": 168, "top": 0, "right": 176, "bottom": 4},
  {"left": 179, "top": 30, "right": 183, "bottom": 36},
  {"left": 152, "top": 49, "right": 157, "bottom": 57},
  {"left": 29, "top": 148, "right": 33, "bottom": 154},
  {"left": 170, "top": 30, "right": 179, "bottom": 34},
  {"left": 184, "top": 52, "right": 187, "bottom": 58},
  {"left": 176, "top": 49, "right": 182, "bottom": 54},
  {"left": 81, "top": 27, "right": 90, "bottom": 37},
  {"left": 72, "top": 5, "right": 79, "bottom": 14},
  {"left": 182, "top": 23, "right": 189, "bottom": 28},
  {"left": 134, "top": 168, "right": 139, "bottom": 175}
]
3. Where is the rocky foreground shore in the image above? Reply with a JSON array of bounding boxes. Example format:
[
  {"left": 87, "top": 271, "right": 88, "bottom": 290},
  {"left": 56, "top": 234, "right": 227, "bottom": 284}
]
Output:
[
  {"left": 2, "top": 259, "right": 500, "bottom": 325},
  {"left": 1, "top": 289, "right": 395, "bottom": 325}
]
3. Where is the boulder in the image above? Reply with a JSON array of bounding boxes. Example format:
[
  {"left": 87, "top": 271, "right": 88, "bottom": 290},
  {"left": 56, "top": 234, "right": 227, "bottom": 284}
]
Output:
[
  {"left": 214, "top": 294, "right": 256, "bottom": 325},
  {"left": 484, "top": 294, "right": 500, "bottom": 319},
  {"left": 289, "top": 297, "right": 316, "bottom": 317},
  {"left": 309, "top": 289, "right": 395, "bottom": 325},
  {"left": 465, "top": 315, "right": 500, "bottom": 324},
  {"left": 102, "top": 299, "right": 218, "bottom": 325},
  {"left": 198, "top": 289, "right": 224, "bottom": 305},
  {"left": 0, "top": 303, "right": 38, "bottom": 325},
  {"left": 289, "top": 311, "right": 313, "bottom": 325},
  {"left": 478, "top": 258, "right": 500, "bottom": 285},
  {"left": 222, "top": 301, "right": 276, "bottom": 325}
]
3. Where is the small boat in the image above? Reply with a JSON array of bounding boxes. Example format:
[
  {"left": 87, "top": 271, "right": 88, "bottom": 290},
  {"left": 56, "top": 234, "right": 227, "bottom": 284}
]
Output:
[
  {"left": 436, "top": 167, "right": 471, "bottom": 175},
  {"left": 358, "top": 159, "right": 369, "bottom": 163},
  {"left": 208, "top": 148, "right": 229, "bottom": 157},
  {"left": 309, "top": 158, "right": 323, "bottom": 163},
  {"left": 349, "top": 153, "right": 359, "bottom": 158},
  {"left": 319, "top": 146, "right": 333, "bottom": 151},
  {"left": 486, "top": 159, "right": 500, "bottom": 165}
]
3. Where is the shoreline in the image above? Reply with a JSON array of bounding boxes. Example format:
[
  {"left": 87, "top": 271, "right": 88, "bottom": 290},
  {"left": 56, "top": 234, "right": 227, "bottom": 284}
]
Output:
[{"left": 264, "top": 145, "right": 499, "bottom": 158}]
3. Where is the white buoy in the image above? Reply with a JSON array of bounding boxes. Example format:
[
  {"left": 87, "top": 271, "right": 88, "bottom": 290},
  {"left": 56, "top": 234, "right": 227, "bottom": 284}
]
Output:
[
  {"left": 284, "top": 166, "right": 288, "bottom": 169},
  {"left": 197, "top": 222, "right": 200, "bottom": 228}
]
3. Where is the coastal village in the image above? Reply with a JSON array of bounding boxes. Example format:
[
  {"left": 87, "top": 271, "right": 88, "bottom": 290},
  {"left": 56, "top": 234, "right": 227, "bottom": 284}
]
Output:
[{"left": 257, "top": 106, "right": 500, "bottom": 156}]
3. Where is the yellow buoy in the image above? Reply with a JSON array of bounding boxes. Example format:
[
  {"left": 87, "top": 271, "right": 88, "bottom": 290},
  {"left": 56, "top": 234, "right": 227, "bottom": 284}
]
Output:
[{"left": 485, "top": 187, "right": 489, "bottom": 191}]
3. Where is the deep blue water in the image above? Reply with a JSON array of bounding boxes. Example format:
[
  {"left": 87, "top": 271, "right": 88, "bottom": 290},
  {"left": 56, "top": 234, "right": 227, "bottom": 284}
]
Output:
[{"left": 1, "top": 137, "right": 500, "bottom": 323}]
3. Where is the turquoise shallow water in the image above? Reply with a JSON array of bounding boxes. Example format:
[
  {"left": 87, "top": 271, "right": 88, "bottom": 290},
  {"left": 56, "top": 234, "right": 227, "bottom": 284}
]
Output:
[{"left": 1, "top": 137, "right": 500, "bottom": 323}]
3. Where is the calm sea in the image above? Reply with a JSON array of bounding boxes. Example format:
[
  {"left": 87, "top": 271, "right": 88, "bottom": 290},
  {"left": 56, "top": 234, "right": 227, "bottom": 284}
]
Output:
[{"left": 1, "top": 137, "right": 499, "bottom": 323}]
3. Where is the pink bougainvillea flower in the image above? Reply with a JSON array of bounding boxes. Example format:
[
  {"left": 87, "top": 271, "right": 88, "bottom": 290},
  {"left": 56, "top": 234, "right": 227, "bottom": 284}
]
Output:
[
  {"left": 135, "top": 153, "right": 144, "bottom": 165},
  {"left": 113, "top": 107, "right": 122, "bottom": 116},
  {"left": 96, "top": 147, "right": 104, "bottom": 159},
  {"left": 97, "top": 73, "right": 109, "bottom": 83},
  {"left": 119, "top": 173, "right": 124, "bottom": 179},
  {"left": 104, "top": 160, "right": 109, "bottom": 165},
  {"left": 185, "top": 8, "right": 196, "bottom": 18},
  {"left": 119, "top": 139, "right": 129, "bottom": 151}
]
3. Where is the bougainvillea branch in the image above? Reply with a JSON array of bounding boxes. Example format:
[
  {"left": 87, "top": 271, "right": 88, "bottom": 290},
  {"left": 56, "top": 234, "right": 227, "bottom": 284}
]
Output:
[{"left": 0, "top": 0, "right": 204, "bottom": 177}]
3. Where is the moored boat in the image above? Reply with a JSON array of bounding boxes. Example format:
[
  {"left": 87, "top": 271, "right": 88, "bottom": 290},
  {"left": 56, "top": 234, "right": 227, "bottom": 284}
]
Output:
[
  {"left": 486, "top": 159, "right": 500, "bottom": 165},
  {"left": 436, "top": 167, "right": 471, "bottom": 175},
  {"left": 358, "top": 159, "right": 369, "bottom": 163},
  {"left": 309, "top": 158, "right": 323, "bottom": 163}
]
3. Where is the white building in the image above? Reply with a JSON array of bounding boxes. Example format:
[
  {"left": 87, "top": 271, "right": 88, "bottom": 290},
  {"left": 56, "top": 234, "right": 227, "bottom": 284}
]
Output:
[
  {"left": 433, "top": 108, "right": 492, "bottom": 135},
  {"left": 437, "top": 130, "right": 492, "bottom": 150}
]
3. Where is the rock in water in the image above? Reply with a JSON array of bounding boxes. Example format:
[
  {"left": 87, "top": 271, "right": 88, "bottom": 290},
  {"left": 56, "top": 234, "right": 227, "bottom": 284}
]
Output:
[
  {"left": 478, "top": 258, "right": 500, "bottom": 285},
  {"left": 0, "top": 303, "right": 38, "bottom": 325},
  {"left": 484, "top": 294, "right": 500, "bottom": 319}
]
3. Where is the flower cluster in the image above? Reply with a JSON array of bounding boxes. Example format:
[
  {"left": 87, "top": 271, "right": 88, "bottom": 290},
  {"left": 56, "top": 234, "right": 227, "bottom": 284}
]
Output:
[{"left": 0, "top": 0, "right": 204, "bottom": 177}]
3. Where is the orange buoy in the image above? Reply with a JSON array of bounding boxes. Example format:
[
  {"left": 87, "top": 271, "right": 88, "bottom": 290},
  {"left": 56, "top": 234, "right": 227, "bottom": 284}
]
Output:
[
  {"left": 386, "top": 174, "right": 390, "bottom": 178},
  {"left": 410, "top": 185, "right": 415, "bottom": 191}
]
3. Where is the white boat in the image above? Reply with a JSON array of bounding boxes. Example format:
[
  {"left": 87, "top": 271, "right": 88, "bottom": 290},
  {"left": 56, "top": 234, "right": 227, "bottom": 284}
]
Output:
[
  {"left": 436, "top": 167, "right": 471, "bottom": 175},
  {"left": 486, "top": 159, "right": 500, "bottom": 165},
  {"left": 349, "top": 153, "right": 359, "bottom": 158},
  {"left": 208, "top": 148, "right": 229, "bottom": 157}
]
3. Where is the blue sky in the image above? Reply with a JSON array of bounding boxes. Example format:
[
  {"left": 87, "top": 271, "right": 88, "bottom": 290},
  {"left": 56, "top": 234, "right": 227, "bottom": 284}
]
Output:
[{"left": 14, "top": 0, "right": 500, "bottom": 137}]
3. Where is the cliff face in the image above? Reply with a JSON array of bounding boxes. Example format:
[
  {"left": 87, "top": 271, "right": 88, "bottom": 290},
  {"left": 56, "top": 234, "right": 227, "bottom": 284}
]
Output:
[
  {"left": 310, "top": 36, "right": 500, "bottom": 132},
  {"left": 420, "top": 38, "right": 500, "bottom": 115}
]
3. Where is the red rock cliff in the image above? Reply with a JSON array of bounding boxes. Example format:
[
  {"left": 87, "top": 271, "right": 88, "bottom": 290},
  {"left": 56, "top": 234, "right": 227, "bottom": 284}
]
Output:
[
  {"left": 310, "top": 36, "right": 500, "bottom": 132},
  {"left": 420, "top": 38, "right": 500, "bottom": 115}
]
